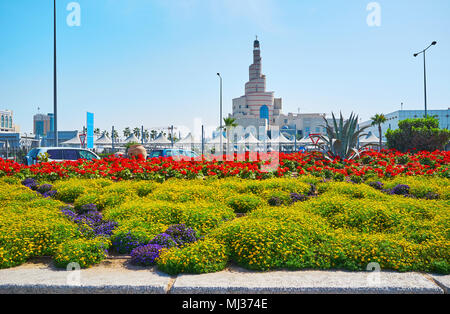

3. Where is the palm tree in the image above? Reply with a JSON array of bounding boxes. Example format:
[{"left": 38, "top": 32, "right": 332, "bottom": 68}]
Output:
[
  {"left": 371, "top": 114, "right": 387, "bottom": 151},
  {"left": 223, "top": 117, "right": 238, "bottom": 154},
  {"left": 94, "top": 128, "right": 101, "bottom": 137},
  {"left": 112, "top": 129, "right": 119, "bottom": 143},
  {"left": 123, "top": 127, "right": 131, "bottom": 138},
  {"left": 133, "top": 127, "right": 141, "bottom": 139},
  {"left": 142, "top": 129, "right": 150, "bottom": 143},
  {"left": 150, "top": 130, "right": 158, "bottom": 140},
  {"left": 101, "top": 130, "right": 109, "bottom": 137}
]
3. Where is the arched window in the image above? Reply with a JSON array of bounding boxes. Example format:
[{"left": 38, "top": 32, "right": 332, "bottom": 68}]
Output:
[
  {"left": 260, "top": 105, "right": 269, "bottom": 120},
  {"left": 9, "top": 117, "right": 12, "bottom": 128},
  {"left": 1, "top": 116, "right": 4, "bottom": 128}
]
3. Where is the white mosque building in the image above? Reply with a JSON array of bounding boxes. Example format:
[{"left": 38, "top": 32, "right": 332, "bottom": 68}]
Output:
[
  {"left": 230, "top": 38, "right": 327, "bottom": 139},
  {"left": 231, "top": 38, "right": 282, "bottom": 128}
]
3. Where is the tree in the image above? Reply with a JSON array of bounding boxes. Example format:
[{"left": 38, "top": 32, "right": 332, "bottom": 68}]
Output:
[
  {"left": 133, "top": 127, "right": 141, "bottom": 139},
  {"left": 150, "top": 130, "right": 158, "bottom": 140},
  {"left": 123, "top": 127, "right": 131, "bottom": 138},
  {"left": 370, "top": 113, "right": 387, "bottom": 151},
  {"left": 94, "top": 128, "right": 101, "bottom": 137},
  {"left": 223, "top": 117, "right": 238, "bottom": 153},
  {"left": 321, "top": 112, "right": 369, "bottom": 160},
  {"left": 112, "top": 129, "right": 119, "bottom": 142},
  {"left": 142, "top": 129, "right": 150, "bottom": 142},
  {"left": 385, "top": 117, "right": 450, "bottom": 152},
  {"left": 101, "top": 130, "right": 110, "bottom": 137}
]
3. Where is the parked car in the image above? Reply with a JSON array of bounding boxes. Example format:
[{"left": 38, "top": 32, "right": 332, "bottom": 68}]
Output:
[
  {"left": 148, "top": 149, "right": 199, "bottom": 159},
  {"left": 23, "top": 147, "right": 100, "bottom": 165}
]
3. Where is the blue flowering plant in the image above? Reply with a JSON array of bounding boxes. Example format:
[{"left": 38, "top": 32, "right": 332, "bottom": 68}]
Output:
[
  {"left": 130, "top": 244, "right": 163, "bottom": 267},
  {"left": 165, "top": 224, "right": 198, "bottom": 247}
]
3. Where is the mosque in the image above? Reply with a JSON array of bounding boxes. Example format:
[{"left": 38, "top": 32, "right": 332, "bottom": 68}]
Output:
[{"left": 230, "top": 38, "right": 327, "bottom": 139}]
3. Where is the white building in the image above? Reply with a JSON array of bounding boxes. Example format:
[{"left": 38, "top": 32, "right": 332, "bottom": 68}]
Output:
[
  {"left": 230, "top": 39, "right": 327, "bottom": 139},
  {"left": 360, "top": 109, "right": 450, "bottom": 142},
  {"left": 231, "top": 38, "right": 282, "bottom": 127},
  {"left": 0, "top": 110, "right": 19, "bottom": 133}
]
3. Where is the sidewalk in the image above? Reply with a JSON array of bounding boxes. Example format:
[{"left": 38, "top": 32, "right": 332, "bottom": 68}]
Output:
[{"left": 0, "top": 258, "right": 448, "bottom": 294}]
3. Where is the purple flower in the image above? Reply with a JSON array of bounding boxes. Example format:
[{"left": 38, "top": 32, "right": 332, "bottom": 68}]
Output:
[
  {"left": 37, "top": 184, "right": 53, "bottom": 194},
  {"left": 130, "top": 244, "right": 163, "bottom": 266},
  {"left": 61, "top": 207, "right": 77, "bottom": 221},
  {"left": 78, "top": 203, "right": 98, "bottom": 214},
  {"left": 369, "top": 181, "right": 384, "bottom": 190},
  {"left": 149, "top": 233, "right": 177, "bottom": 248},
  {"left": 42, "top": 190, "right": 57, "bottom": 198},
  {"left": 165, "top": 224, "right": 198, "bottom": 246},
  {"left": 112, "top": 232, "right": 149, "bottom": 254},
  {"left": 290, "top": 193, "right": 308, "bottom": 203},
  {"left": 81, "top": 211, "right": 103, "bottom": 225},
  {"left": 94, "top": 221, "right": 118, "bottom": 237},
  {"left": 22, "top": 178, "right": 38, "bottom": 190},
  {"left": 390, "top": 184, "right": 410, "bottom": 196}
]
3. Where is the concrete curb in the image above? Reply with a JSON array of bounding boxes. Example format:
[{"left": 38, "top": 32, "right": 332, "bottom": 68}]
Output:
[
  {"left": 171, "top": 269, "right": 443, "bottom": 294},
  {"left": 0, "top": 261, "right": 445, "bottom": 294}
]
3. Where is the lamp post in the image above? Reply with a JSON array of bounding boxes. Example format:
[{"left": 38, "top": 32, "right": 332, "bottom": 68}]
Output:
[
  {"left": 414, "top": 41, "right": 437, "bottom": 119},
  {"left": 53, "top": 0, "right": 58, "bottom": 146},
  {"left": 217, "top": 73, "right": 223, "bottom": 156}
]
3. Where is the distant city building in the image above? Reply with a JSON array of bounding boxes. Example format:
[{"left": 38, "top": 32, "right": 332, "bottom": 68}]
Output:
[
  {"left": 360, "top": 109, "right": 450, "bottom": 141},
  {"left": 1, "top": 110, "right": 19, "bottom": 133},
  {"left": 43, "top": 130, "right": 79, "bottom": 147},
  {"left": 230, "top": 39, "right": 327, "bottom": 139},
  {"left": 33, "top": 113, "right": 54, "bottom": 137}
]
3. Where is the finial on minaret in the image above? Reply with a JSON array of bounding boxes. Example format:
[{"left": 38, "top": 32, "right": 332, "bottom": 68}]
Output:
[{"left": 254, "top": 36, "right": 260, "bottom": 49}]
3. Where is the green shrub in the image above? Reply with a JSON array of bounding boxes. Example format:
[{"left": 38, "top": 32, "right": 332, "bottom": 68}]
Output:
[
  {"left": 227, "top": 195, "right": 264, "bottom": 213},
  {"left": 157, "top": 238, "right": 228, "bottom": 275},
  {"left": 54, "top": 237, "right": 111, "bottom": 269},
  {"left": 110, "top": 221, "right": 167, "bottom": 254},
  {"left": 386, "top": 117, "right": 450, "bottom": 152}
]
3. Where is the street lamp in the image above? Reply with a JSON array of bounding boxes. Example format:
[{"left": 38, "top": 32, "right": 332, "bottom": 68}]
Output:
[
  {"left": 414, "top": 41, "right": 437, "bottom": 118},
  {"left": 53, "top": 0, "right": 58, "bottom": 146},
  {"left": 217, "top": 73, "right": 223, "bottom": 155}
]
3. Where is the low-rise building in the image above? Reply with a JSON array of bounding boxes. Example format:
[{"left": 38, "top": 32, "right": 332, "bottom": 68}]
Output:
[{"left": 360, "top": 109, "right": 450, "bottom": 141}]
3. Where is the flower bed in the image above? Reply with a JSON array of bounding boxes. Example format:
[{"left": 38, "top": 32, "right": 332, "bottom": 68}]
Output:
[
  {"left": 1, "top": 150, "right": 448, "bottom": 182},
  {"left": 1, "top": 172, "right": 448, "bottom": 274}
]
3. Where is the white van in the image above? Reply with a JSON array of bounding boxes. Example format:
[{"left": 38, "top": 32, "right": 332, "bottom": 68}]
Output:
[{"left": 24, "top": 147, "right": 100, "bottom": 165}]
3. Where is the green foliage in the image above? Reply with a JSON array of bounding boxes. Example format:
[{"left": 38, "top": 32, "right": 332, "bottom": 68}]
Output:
[
  {"left": 227, "top": 195, "right": 264, "bottom": 213},
  {"left": 0, "top": 183, "right": 80, "bottom": 269},
  {"left": 386, "top": 117, "right": 450, "bottom": 152},
  {"left": 322, "top": 112, "right": 370, "bottom": 160},
  {"left": 157, "top": 238, "right": 228, "bottom": 275},
  {"left": 110, "top": 222, "right": 167, "bottom": 254},
  {"left": 54, "top": 237, "right": 111, "bottom": 269}
]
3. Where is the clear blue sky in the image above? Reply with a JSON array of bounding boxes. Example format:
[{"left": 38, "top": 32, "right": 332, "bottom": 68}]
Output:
[{"left": 1, "top": 0, "right": 449, "bottom": 134}]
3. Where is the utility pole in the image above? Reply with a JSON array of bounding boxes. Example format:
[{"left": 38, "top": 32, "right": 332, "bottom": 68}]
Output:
[
  {"left": 217, "top": 73, "right": 223, "bottom": 156},
  {"left": 53, "top": 0, "right": 58, "bottom": 147},
  {"left": 201, "top": 125, "right": 204, "bottom": 158},
  {"left": 111, "top": 126, "right": 115, "bottom": 153},
  {"left": 414, "top": 41, "right": 437, "bottom": 118}
]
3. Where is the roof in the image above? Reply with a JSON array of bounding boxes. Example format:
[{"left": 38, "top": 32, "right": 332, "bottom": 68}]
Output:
[
  {"left": 149, "top": 133, "right": 171, "bottom": 144},
  {"left": 123, "top": 134, "right": 140, "bottom": 144},
  {"left": 360, "top": 132, "right": 381, "bottom": 144},
  {"left": 238, "top": 133, "right": 261, "bottom": 144},
  {"left": 60, "top": 132, "right": 83, "bottom": 145},
  {"left": 95, "top": 133, "right": 112, "bottom": 145},
  {"left": 175, "top": 133, "right": 200, "bottom": 145},
  {"left": 269, "top": 133, "right": 293, "bottom": 144},
  {"left": 207, "top": 134, "right": 227, "bottom": 144}
]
